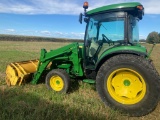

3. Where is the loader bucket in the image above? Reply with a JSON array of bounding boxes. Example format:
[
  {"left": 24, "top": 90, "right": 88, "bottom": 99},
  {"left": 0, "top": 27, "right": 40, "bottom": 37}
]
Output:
[{"left": 5, "top": 60, "right": 39, "bottom": 86}]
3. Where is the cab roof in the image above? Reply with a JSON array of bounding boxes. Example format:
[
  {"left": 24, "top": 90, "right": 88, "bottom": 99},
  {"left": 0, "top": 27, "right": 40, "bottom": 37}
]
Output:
[{"left": 87, "top": 2, "right": 142, "bottom": 15}]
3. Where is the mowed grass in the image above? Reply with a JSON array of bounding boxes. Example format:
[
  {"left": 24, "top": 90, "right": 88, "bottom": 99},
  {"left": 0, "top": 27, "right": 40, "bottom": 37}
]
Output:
[{"left": 0, "top": 41, "right": 160, "bottom": 120}]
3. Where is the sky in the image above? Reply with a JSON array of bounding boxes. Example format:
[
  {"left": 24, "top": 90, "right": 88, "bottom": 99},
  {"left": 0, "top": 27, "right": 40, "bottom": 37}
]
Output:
[{"left": 0, "top": 0, "right": 160, "bottom": 39}]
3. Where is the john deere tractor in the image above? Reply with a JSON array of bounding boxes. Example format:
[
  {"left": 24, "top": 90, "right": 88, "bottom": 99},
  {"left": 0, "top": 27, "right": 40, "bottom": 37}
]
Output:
[{"left": 5, "top": 2, "right": 160, "bottom": 116}]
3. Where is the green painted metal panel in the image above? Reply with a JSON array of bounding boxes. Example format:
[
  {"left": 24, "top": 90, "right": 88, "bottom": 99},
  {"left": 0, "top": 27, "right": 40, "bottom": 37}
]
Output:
[
  {"left": 87, "top": 2, "right": 142, "bottom": 15},
  {"left": 57, "top": 64, "right": 71, "bottom": 69},
  {"left": 83, "top": 79, "right": 96, "bottom": 84},
  {"left": 78, "top": 43, "right": 84, "bottom": 59},
  {"left": 98, "top": 45, "right": 147, "bottom": 62},
  {"left": 31, "top": 42, "right": 84, "bottom": 84}
]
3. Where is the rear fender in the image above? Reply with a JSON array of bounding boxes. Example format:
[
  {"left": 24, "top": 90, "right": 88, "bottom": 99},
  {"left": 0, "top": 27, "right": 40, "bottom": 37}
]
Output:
[{"left": 95, "top": 50, "right": 148, "bottom": 72}]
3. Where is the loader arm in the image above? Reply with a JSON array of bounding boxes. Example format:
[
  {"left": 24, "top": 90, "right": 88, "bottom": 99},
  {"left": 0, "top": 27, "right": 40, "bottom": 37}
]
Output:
[
  {"left": 6, "top": 42, "right": 83, "bottom": 86},
  {"left": 31, "top": 42, "right": 83, "bottom": 84}
]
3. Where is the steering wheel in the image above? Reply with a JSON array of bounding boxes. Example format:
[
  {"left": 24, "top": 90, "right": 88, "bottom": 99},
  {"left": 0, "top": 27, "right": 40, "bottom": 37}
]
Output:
[{"left": 102, "top": 34, "right": 113, "bottom": 45}]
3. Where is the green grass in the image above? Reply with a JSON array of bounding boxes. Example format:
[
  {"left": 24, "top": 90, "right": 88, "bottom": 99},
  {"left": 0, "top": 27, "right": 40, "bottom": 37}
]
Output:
[{"left": 0, "top": 41, "right": 160, "bottom": 120}]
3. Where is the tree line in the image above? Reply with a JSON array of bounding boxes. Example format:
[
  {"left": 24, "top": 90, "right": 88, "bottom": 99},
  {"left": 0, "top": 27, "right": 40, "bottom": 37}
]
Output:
[
  {"left": 0, "top": 34, "right": 83, "bottom": 42},
  {"left": 0, "top": 32, "right": 159, "bottom": 43},
  {"left": 146, "top": 31, "right": 160, "bottom": 43}
]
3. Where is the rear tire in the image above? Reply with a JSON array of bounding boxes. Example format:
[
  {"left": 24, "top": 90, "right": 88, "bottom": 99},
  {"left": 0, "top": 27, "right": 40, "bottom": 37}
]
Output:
[
  {"left": 96, "top": 54, "right": 160, "bottom": 116},
  {"left": 45, "top": 69, "right": 70, "bottom": 93}
]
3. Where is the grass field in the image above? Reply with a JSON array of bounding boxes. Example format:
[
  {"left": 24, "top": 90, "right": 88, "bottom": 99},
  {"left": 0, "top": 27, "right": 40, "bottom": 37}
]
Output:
[{"left": 0, "top": 41, "right": 160, "bottom": 120}]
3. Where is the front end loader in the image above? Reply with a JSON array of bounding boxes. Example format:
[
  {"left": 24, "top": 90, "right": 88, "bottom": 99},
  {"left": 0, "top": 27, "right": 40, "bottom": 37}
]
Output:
[
  {"left": 6, "top": 42, "right": 84, "bottom": 87},
  {"left": 5, "top": 2, "right": 160, "bottom": 117}
]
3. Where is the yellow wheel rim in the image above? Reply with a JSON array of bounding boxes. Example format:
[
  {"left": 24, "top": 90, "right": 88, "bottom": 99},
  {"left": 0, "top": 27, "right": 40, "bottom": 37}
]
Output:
[
  {"left": 50, "top": 75, "right": 64, "bottom": 91},
  {"left": 107, "top": 68, "right": 146, "bottom": 105}
]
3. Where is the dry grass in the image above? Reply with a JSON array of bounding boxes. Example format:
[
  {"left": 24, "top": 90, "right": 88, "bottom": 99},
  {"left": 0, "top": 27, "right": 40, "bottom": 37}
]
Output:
[{"left": 0, "top": 41, "right": 160, "bottom": 120}]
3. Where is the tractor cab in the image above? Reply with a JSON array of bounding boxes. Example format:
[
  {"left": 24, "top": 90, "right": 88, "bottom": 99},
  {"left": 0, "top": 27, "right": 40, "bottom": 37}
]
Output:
[{"left": 80, "top": 2, "right": 144, "bottom": 69}]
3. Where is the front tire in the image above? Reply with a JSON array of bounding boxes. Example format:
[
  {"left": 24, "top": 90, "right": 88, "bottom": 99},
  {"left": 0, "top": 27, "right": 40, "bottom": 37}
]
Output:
[
  {"left": 45, "top": 69, "right": 70, "bottom": 93},
  {"left": 96, "top": 54, "right": 160, "bottom": 116}
]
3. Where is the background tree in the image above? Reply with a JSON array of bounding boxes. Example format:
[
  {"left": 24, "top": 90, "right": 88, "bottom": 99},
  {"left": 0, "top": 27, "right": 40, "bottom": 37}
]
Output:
[
  {"left": 139, "top": 39, "right": 146, "bottom": 42},
  {"left": 146, "top": 31, "right": 159, "bottom": 43}
]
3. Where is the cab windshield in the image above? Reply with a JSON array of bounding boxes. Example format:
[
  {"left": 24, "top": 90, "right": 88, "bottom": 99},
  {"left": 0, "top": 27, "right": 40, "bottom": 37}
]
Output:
[
  {"left": 85, "top": 12, "right": 126, "bottom": 59},
  {"left": 86, "top": 12, "right": 125, "bottom": 45},
  {"left": 84, "top": 12, "right": 140, "bottom": 66}
]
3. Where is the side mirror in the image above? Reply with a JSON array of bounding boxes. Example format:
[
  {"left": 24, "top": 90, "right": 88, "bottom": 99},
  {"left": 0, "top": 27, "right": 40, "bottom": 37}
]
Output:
[
  {"left": 79, "top": 13, "right": 83, "bottom": 24},
  {"left": 79, "top": 2, "right": 89, "bottom": 24}
]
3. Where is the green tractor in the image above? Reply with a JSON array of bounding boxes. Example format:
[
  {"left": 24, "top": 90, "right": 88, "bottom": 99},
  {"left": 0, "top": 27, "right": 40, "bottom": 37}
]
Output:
[{"left": 6, "top": 2, "right": 160, "bottom": 116}]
